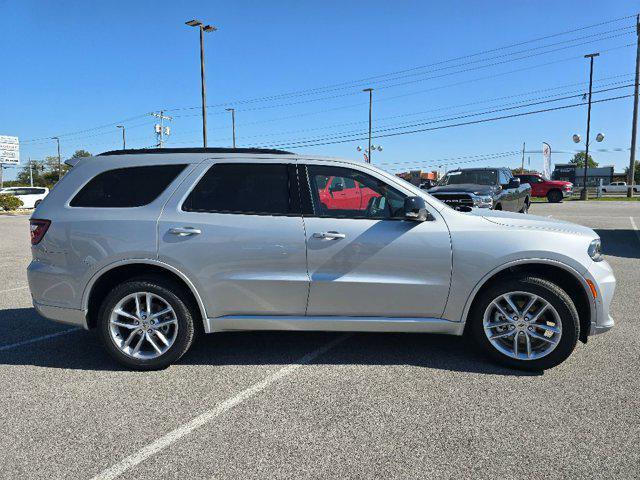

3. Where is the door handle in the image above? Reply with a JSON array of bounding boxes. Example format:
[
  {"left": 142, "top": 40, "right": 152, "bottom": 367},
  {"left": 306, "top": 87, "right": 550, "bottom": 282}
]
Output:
[
  {"left": 312, "top": 231, "right": 346, "bottom": 240},
  {"left": 168, "top": 227, "right": 201, "bottom": 236}
]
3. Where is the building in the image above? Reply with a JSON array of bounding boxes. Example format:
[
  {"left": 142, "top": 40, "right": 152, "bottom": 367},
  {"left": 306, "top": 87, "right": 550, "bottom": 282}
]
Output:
[{"left": 552, "top": 164, "right": 614, "bottom": 187}]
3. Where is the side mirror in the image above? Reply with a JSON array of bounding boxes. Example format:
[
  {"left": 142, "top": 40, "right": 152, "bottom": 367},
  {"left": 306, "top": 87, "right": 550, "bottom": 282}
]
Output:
[
  {"left": 330, "top": 183, "right": 344, "bottom": 193},
  {"left": 404, "top": 196, "right": 431, "bottom": 222}
]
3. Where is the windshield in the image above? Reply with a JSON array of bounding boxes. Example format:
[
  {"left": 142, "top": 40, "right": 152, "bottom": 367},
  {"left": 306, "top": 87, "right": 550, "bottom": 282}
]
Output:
[{"left": 439, "top": 170, "right": 497, "bottom": 186}]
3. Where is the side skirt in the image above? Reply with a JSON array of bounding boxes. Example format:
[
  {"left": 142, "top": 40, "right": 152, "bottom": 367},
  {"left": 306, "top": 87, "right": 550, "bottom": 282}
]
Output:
[{"left": 205, "top": 315, "right": 464, "bottom": 335}]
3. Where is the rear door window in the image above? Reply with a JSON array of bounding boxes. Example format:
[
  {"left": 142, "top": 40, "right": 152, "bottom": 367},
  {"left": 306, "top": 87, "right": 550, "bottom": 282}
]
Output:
[
  {"left": 70, "top": 165, "right": 186, "bottom": 207},
  {"left": 182, "top": 163, "right": 296, "bottom": 215}
]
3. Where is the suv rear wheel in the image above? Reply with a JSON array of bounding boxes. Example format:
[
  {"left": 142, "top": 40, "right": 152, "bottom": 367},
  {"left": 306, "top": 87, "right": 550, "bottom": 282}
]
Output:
[
  {"left": 97, "top": 276, "right": 196, "bottom": 370},
  {"left": 469, "top": 276, "right": 579, "bottom": 371}
]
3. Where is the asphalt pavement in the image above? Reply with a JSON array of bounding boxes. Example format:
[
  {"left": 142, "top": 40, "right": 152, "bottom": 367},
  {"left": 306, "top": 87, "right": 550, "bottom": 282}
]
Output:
[{"left": 0, "top": 202, "right": 638, "bottom": 479}]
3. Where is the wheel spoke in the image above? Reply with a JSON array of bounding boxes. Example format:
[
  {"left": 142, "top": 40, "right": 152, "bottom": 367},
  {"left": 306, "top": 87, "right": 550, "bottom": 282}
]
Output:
[
  {"left": 153, "top": 329, "right": 170, "bottom": 346},
  {"left": 132, "top": 332, "right": 145, "bottom": 354},
  {"left": 513, "top": 333, "right": 519, "bottom": 357},
  {"left": 111, "top": 320, "right": 138, "bottom": 329},
  {"left": 524, "top": 332, "right": 532, "bottom": 358},
  {"left": 532, "top": 323, "right": 560, "bottom": 334},
  {"left": 146, "top": 293, "right": 152, "bottom": 316},
  {"left": 529, "top": 304, "right": 548, "bottom": 323},
  {"left": 492, "top": 301, "right": 511, "bottom": 320},
  {"left": 149, "top": 308, "right": 172, "bottom": 320},
  {"left": 134, "top": 294, "right": 142, "bottom": 318},
  {"left": 114, "top": 308, "right": 139, "bottom": 322},
  {"left": 486, "top": 321, "right": 512, "bottom": 329},
  {"left": 153, "top": 318, "right": 177, "bottom": 329},
  {"left": 528, "top": 330, "right": 558, "bottom": 344},
  {"left": 490, "top": 329, "right": 515, "bottom": 340},
  {"left": 521, "top": 295, "right": 538, "bottom": 317},
  {"left": 124, "top": 329, "right": 140, "bottom": 348},
  {"left": 146, "top": 333, "right": 162, "bottom": 354},
  {"left": 503, "top": 294, "right": 520, "bottom": 316}
]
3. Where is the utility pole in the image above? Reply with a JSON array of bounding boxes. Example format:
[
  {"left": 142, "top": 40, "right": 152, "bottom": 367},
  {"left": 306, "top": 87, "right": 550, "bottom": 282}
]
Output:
[
  {"left": 186, "top": 20, "right": 217, "bottom": 148},
  {"left": 226, "top": 108, "right": 236, "bottom": 148},
  {"left": 521, "top": 142, "right": 526, "bottom": 172},
  {"left": 581, "top": 52, "right": 599, "bottom": 200},
  {"left": 117, "top": 125, "right": 126, "bottom": 150},
  {"left": 363, "top": 88, "right": 373, "bottom": 163},
  {"left": 29, "top": 157, "right": 33, "bottom": 186},
  {"left": 52, "top": 136, "right": 62, "bottom": 181},
  {"left": 628, "top": 15, "right": 640, "bottom": 198},
  {"left": 151, "top": 111, "right": 172, "bottom": 148}
]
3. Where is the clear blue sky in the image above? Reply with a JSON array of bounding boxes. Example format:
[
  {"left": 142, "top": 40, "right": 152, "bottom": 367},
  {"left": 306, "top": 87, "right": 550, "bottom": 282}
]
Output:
[{"left": 1, "top": 0, "right": 638, "bottom": 180}]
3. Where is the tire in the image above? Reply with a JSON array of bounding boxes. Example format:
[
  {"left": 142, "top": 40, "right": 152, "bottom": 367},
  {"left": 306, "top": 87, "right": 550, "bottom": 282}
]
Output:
[
  {"left": 469, "top": 276, "right": 579, "bottom": 371},
  {"left": 547, "top": 189, "right": 563, "bottom": 203},
  {"left": 494, "top": 204, "right": 502, "bottom": 210},
  {"left": 97, "top": 276, "right": 196, "bottom": 370},
  {"left": 519, "top": 197, "right": 529, "bottom": 214}
]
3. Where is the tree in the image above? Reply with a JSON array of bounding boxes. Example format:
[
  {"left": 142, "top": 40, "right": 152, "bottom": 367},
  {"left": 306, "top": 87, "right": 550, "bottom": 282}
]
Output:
[
  {"left": 569, "top": 151, "right": 598, "bottom": 168},
  {"left": 13, "top": 149, "right": 92, "bottom": 188},
  {"left": 70, "top": 149, "right": 92, "bottom": 159},
  {"left": 625, "top": 160, "right": 640, "bottom": 185}
]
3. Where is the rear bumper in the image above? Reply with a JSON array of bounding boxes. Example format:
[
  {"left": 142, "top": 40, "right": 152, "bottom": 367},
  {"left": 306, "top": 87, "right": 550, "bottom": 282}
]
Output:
[{"left": 33, "top": 301, "right": 88, "bottom": 329}]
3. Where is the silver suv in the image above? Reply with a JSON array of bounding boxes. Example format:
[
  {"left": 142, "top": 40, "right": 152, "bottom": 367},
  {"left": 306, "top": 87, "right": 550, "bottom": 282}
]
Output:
[{"left": 28, "top": 148, "right": 615, "bottom": 370}]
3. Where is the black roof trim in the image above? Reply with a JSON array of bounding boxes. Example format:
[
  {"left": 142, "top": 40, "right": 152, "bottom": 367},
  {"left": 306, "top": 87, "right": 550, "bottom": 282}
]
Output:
[{"left": 98, "top": 147, "right": 294, "bottom": 156}]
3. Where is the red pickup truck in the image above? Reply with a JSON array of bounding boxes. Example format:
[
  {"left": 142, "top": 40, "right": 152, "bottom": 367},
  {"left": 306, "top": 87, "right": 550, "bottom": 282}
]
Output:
[{"left": 515, "top": 173, "right": 573, "bottom": 203}]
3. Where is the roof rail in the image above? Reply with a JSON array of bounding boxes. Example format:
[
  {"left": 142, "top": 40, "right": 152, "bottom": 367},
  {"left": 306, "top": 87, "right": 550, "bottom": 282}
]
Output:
[{"left": 97, "top": 147, "right": 294, "bottom": 156}]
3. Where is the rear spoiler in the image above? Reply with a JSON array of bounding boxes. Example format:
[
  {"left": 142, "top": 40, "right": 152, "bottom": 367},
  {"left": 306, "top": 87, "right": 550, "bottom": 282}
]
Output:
[{"left": 64, "top": 156, "right": 90, "bottom": 168}]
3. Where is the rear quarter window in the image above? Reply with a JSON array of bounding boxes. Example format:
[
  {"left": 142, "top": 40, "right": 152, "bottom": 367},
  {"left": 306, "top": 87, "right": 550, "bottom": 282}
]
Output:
[{"left": 70, "top": 164, "right": 186, "bottom": 208}]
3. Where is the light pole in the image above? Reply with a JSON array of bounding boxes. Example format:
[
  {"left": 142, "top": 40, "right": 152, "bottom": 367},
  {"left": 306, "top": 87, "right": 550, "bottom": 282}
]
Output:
[
  {"left": 225, "top": 108, "right": 236, "bottom": 148},
  {"left": 627, "top": 15, "right": 640, "bottom": 197},
  {"left": 116, "top": 125, "right": 126, "bottom": 149},
  {"left": 363, "top": 88, "right": 373, "bottom": 163},
  {"left": 186, "top": 19, "right": 217, "bottom": 148},
  {"left": 52, "top": 136, "right": 61, "bottom": 181},
  {"left": 579, "top": 52, "right": 599, "bottom": 200}
]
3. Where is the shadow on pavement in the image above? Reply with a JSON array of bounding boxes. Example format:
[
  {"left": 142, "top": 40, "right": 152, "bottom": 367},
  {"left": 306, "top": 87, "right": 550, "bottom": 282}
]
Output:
[
  {"left": 594, "top": 229, "right": 640, "bottom": 259},
  {"left": 0, "top": 307, "right": 539, "bottom": 377}
]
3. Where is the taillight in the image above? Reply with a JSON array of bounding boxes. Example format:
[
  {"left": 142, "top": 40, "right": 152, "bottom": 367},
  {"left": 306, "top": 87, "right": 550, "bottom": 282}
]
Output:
[{"left": 30, "top": 219, "right": 50, "bottom": 245}]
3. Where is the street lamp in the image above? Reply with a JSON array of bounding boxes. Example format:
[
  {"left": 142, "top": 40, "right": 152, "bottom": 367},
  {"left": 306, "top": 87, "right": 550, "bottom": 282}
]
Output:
[
  {"left": 51, "top": 137, "right": 61, "bottom": 181},
  {"left": 116, "top": 125, "right": 126, "bottom": 150},
  {"left": 185, "top": 19, "right": 217, "bottom": 148},
  {"left": 362, "top": 88, "right": 374, "bottom": 163},
  {"left": 225, "top": 108, "right": 236, "bottom": 148},
  {"left": 356, "top": 144, "right": 382, "bottom": 162}
]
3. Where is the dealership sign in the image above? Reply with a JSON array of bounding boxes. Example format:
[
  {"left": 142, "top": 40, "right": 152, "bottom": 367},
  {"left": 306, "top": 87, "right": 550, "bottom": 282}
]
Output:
[{"left": 0, "top": 136, "right": 20, "bottom": 165}]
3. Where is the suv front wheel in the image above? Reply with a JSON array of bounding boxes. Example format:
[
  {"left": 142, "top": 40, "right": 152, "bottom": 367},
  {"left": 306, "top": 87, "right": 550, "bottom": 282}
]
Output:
[
  {"left": 469, "top": 276, "right": 579, "bottom": 371},
  {"left": 97, "top": 276, "right": 196, "bottom": 370}
]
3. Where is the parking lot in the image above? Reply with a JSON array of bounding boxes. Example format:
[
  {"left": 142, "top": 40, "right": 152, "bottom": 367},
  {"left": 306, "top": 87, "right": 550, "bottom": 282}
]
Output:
[{"left": 0, "top": 201, "right": 638, "bottom": 479}]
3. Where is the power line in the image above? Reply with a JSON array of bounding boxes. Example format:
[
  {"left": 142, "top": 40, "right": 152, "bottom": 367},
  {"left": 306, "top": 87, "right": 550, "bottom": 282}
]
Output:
[{"left": 256, "top": 94, "right": 634, "bottom": 149}]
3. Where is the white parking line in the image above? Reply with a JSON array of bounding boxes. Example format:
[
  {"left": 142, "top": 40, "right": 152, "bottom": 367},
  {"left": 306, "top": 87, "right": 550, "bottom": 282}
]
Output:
[
  {"left": 0, "top": 328, "right": 81, "bottom": 352},
  {"left": 631, "top": 217, "right": 640, "bottom": 245},
  {"left": 0, "top": 285, "right": 29, "bottom": 294},
  {"left": 91, "top": 334, "right": 351, "bottom": 480}
]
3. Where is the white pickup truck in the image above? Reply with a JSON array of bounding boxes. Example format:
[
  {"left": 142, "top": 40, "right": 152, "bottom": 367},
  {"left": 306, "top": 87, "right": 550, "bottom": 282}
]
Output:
[{"left": 600, "top": 181, "right": 638, "bottom": 194}]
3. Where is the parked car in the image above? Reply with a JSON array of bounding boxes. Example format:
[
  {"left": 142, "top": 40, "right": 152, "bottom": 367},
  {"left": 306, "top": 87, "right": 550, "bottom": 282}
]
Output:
[
  {"left": 28, "top": 148, "right": 614, "bottom": 371},
  {"left": 428, "top": 167, "right": 531, "bottom": 212},
  {"left": 0, "top": 186, "right": 49, "bottom": 209},
  {"left": 600, "top": 181, "right": 638, "bottom": 194},
  {"left": 317, "top": 175, "right": 380, "bottom": 212},
  {"left": 515, "top": 173, "right": 573, "bottom": 203}
]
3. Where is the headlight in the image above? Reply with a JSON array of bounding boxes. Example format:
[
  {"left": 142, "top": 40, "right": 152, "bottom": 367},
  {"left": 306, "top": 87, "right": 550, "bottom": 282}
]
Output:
[
  {"left": 473, "top": 195, "right": 493, "bottom": 208},
  {"left": 588, "top": 238, "right": 603, "bottom": 262}
]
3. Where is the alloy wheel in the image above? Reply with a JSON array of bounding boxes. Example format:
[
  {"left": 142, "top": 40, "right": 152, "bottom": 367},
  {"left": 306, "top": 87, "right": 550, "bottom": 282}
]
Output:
[
  {"left": 483, "top": 291, "right": 562, "bottom": 360},
  {"left": 108, "top": 291, "right": 179, "bottom": 360}
]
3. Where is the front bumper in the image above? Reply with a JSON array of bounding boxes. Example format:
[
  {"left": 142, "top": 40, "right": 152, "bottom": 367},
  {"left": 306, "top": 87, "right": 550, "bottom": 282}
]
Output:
[
  {"left": 587, "top": 259, "right": 616, "bottom": 336},
  {"left": 562, "top": 188, "right": 573, "bottom": 197}
]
